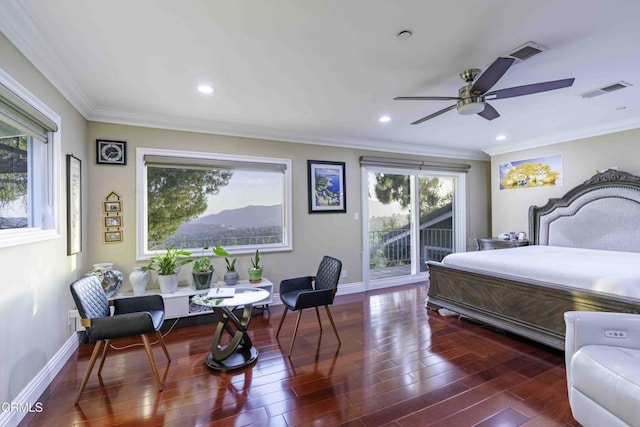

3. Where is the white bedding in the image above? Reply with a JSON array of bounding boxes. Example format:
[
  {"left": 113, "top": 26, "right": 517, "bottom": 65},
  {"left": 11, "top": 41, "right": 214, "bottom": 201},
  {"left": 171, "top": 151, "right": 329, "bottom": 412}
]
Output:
[{"left": 441, "top": 245, "right": 640, "bottom": 299}]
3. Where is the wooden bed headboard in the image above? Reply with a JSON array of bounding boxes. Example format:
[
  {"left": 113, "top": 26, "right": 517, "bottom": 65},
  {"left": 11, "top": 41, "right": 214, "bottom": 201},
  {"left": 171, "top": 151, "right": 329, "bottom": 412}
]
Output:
[{"left": 529, "top": 169, "right": 640, "bottom": 252}]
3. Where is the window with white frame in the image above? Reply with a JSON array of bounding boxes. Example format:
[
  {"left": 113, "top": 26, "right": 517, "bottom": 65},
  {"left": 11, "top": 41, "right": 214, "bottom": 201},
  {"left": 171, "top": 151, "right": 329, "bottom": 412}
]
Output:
[
  {"left": 137, "top": 148, "right": 292, "bottom": 258},
  {"left": 0, "top": 69, "right": 59, "bottom": 248}
]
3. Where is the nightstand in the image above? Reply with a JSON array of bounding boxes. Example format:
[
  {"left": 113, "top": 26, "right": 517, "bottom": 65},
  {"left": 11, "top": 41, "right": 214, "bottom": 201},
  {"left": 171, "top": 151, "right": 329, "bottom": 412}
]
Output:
[{"left": 475, "top": 238, "right": 529, "bottom": 251}]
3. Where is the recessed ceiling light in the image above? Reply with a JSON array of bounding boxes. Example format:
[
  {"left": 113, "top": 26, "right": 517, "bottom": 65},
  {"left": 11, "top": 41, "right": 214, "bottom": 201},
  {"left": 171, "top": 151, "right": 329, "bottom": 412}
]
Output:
[
  {"left": 197, "top": 84, "right": 214, "bottom": 94},
  {"left": 496, "top": 135, "right": 507, "bottom": 141},
  {"left": 397, "top": 30, "right": 412, "bottom": 40},
  {"left": 379, "top": 115, "right": 391, "bottom": 123}
]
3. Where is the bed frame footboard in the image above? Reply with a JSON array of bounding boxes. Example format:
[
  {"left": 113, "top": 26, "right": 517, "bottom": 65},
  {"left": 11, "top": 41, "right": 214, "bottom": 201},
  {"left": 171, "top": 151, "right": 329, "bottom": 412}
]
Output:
[{"left": 427, "top": 261, "right": 640, "bottom": 349}]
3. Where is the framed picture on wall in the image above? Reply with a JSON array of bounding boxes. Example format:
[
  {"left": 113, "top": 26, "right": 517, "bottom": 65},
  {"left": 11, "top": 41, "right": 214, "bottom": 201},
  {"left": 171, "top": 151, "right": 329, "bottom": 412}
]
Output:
[
  {"left": 103, "top": 201, "right": 121, "bottom": 213},
  {"left": 66, "top": 154, "right": 82, "bottom": 255},
  {"left": 103, "top": 230, "right": 123, "bottom": 243},
  {"left": 307, "top": 160, "right": 347, "bottom": 213},
  {"left": 104, "top": 216, "right": 122, "bottom": 228}
]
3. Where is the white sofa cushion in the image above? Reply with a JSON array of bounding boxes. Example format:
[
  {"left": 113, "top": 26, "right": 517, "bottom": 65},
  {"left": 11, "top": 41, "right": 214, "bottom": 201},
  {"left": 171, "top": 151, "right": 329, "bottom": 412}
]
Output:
[{"left": 571, "top": 344, "right": 640, "bottom": 426}]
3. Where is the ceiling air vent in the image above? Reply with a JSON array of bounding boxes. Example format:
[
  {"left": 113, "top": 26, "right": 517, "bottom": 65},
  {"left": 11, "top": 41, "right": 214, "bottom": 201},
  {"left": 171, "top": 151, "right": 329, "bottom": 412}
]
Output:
[
  {"left": 504, "top": 41, "right": 548, "bottom": 63},
  {"left": 581, "top": 81, "right": 633, "bottom": 98}
]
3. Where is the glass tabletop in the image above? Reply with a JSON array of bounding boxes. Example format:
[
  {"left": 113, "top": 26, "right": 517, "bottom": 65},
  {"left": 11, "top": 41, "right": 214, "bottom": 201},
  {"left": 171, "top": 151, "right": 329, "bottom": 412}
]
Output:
[{"left": 191, "top": 287, "right": 269, "bottom": 308}]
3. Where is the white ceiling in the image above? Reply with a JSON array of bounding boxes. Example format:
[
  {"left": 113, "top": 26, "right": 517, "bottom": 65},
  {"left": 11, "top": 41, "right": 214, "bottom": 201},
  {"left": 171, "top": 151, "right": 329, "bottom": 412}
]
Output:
[{"left": 3, "top": 0, "right": 640, "bottom": 160}]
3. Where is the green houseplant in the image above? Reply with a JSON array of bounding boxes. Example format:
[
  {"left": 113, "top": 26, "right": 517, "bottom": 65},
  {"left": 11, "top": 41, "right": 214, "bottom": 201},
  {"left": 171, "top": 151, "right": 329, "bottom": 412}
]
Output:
[
  {"left": 146, "top": 245, "right": 192, "bottom": 293},
  {"left": 248, "top": 249, "right": 263, "bottom": 283},
  {"left": 212, "top": 246, "right": 239, "bottom": 286},
  {"left": 192, "top": 246, "right": 214, "bottom": 290}
]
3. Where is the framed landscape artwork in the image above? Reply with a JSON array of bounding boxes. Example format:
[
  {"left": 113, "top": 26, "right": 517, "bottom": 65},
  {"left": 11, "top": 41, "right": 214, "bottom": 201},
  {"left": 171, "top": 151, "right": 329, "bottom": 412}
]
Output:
[{"left": 307, "top": 160, "right": 346, "bottom": 213}]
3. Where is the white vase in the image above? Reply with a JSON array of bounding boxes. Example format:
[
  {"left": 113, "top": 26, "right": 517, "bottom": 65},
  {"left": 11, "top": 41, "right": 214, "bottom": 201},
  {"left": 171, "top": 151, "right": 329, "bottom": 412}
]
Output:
[
  {"left": 129, "top": 267, "right": 150, "bottom": 296},
  {"left": 157, "top": 274, "right": 179, "bottom": 294}
]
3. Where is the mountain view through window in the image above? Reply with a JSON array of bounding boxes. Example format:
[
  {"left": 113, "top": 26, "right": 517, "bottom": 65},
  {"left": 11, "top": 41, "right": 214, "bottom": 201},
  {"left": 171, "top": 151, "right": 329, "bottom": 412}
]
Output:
[{"left": 147, "top": 166, "right": 285, "bottom": 251}]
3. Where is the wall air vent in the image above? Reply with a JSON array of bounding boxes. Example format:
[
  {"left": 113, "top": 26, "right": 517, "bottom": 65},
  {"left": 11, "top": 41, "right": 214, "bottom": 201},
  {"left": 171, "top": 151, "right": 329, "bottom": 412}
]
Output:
[
  {"left": 504, "top": 41, "right": 548, "bottom": 63},
  {"left": 581, "top": 81, "right": 633, "bottom": 98}
]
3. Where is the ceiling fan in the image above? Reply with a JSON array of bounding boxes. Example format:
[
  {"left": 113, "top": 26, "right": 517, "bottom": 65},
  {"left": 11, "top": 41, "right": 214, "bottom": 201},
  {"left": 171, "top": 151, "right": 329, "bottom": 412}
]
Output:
[{"left": 395, "top": 57, "right": 575, "bottom": 125}]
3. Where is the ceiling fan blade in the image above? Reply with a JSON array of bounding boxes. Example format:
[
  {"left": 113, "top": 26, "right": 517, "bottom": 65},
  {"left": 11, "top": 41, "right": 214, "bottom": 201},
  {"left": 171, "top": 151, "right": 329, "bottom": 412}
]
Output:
[
  {"left": 470, "top": 57, "right": 516, "bottom": 95},
  {"left": 394, "top": 96, "right": 460, "bottom": 101},
  {"left": 486, "top": 78, "right": 575, "bottom": 100},
  {"left": 410, "top": 104, "right": 457, "bottom": 125},
  {"left": 477, "top": 103, "right": 500, "bottom": 120}
]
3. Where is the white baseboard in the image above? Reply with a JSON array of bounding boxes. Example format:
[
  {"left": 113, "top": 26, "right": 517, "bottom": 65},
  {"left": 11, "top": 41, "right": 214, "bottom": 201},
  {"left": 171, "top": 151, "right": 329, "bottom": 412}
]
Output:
[
  {"left": 336, "top": 281, "right": 365, "bottom": 295},
  {"left": 0, "top": 334, "right": 79, "bottom": 427},
  {"left": 365, "top": 274, "right": 427, "bottom": 291}
]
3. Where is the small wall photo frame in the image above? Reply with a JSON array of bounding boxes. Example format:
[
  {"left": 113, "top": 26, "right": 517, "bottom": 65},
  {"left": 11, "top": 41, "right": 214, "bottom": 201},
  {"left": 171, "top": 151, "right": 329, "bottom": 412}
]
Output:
[
  {"left": 103, "top": 201, "right": 121, "bottom": 213},
  {"left": 96, "top": 139, "right": 127, "bottom": 165},
  {"left": 104, "top": 216, "right": 122, "bottom": 228},
  {"left": 307, "top": 160, "right": 347, "bottom": 213},
  {"left": 104, "top": 230, "right": 123, "bottom": 243}
]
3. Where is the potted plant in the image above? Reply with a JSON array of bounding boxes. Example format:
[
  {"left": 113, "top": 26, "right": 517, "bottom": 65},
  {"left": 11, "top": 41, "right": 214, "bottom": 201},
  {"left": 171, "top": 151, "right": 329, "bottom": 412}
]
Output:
[
  {"left": 192, "top": 246, "right": 214, "bottom": 290},
  {"left": 223, "top": 256, "right": 239, "bottom": 285},
  {"left": 210, "top": 246, "right": 239, "bottom": 286},
  {"left": 146, "top": 245, "right": 192, "bottom": 293},
  {"left": 248, "top": 249, "right": 263, "bottom": 283}
]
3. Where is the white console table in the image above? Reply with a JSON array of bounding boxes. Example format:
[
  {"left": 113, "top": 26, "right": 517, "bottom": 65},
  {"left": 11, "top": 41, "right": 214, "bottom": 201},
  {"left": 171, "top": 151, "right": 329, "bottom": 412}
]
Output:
[{"left": 126, "top": 278, "right": 274, "bottom": 319}]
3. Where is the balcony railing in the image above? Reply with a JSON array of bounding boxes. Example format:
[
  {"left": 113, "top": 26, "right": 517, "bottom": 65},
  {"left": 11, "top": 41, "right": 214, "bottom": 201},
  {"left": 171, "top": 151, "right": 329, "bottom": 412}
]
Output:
[{"left": 369, "top": 228, "right": 453, "bottom": 270}]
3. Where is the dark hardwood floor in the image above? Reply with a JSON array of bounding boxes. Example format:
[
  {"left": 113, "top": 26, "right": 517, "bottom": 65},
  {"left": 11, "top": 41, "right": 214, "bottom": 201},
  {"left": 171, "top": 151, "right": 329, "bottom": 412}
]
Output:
[{"left": 20, "top": 283, "right": 579, "bottom": 426}]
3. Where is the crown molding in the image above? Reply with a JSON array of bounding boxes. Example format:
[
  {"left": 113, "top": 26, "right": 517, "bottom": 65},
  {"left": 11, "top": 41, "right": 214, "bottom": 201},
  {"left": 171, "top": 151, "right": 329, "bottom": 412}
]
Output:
[
  {"left": 90, "top": 107, "right": 490, "bottom": 161},
  {"left": 483, "top": 117, "right": 640, "bottom": 156},
  {"left": 0, "top": 0, "right": 95, "bottom": 117}
]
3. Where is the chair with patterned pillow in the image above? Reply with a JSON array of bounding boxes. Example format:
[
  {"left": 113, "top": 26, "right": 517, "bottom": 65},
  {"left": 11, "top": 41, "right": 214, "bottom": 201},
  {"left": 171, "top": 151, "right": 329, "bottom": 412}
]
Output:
[
  {"left": 276, "top": 256, "right": 342, "bottom": 356},
  {"left": 69, "top": 275, "right": 171, "bottom": 404}
]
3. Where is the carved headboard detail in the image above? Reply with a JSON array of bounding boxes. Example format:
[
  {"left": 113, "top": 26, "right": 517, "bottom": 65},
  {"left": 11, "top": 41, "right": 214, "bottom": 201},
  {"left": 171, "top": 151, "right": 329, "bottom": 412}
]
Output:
[{"left": 529, "top": 169, "right": 640, "bottom": 252}]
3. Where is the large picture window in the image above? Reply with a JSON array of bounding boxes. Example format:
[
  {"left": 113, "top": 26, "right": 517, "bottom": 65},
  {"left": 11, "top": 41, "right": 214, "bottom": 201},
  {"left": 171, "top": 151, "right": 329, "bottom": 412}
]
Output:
[
  {"left": 0, "top": 69, "right": 59, "bottom": 248},
  {"left": 137, "top": 148, "right": 292, "bottom": 258}
]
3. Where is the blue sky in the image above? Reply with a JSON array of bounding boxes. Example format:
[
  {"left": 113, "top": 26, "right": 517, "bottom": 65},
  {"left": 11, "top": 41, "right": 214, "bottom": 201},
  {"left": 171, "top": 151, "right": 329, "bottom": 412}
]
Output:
[{"left": 203, "top": 169, "right": 283, "bottom": 215}]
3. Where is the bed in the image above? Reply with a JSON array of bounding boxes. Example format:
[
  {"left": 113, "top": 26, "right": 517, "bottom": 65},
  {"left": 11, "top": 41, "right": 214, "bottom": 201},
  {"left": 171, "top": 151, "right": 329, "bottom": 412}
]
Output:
[{"left": 426, "top": 169, "right": 640, "bottom": 349}]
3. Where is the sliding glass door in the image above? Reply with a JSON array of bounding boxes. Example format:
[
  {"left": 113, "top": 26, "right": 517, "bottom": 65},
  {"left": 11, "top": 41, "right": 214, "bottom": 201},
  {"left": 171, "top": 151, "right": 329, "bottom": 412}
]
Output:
[
  {"left": 363, "top": 167, "right": 465, "bottom": 289},
  {"left": 367, "top": 170, "right": 413, "bottom": 280},
  {"left": 417, "top": 174, "right": 455, "bottom": 272}
]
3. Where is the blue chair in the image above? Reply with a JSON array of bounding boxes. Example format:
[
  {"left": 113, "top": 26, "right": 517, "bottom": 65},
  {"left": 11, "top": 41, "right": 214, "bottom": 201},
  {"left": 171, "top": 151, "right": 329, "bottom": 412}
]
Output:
[{"left": 276, "top": 256, "right": 342, "bottom": 356}]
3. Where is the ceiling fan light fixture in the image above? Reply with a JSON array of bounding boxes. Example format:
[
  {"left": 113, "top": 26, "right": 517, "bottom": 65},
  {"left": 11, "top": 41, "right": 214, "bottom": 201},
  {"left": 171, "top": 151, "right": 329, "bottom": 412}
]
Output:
[{"left": 457, "top": 100, "right": 485, "bottom": 115}]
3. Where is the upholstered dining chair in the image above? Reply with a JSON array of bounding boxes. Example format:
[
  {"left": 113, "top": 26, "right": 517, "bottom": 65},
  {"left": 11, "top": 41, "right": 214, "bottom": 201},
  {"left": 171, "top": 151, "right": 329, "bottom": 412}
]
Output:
[
  {"left": 69, "top": 275, "right": 171, "bottom": 404},
  {"left": 276, "top": 255, "right": 342, "bottom": 356}
]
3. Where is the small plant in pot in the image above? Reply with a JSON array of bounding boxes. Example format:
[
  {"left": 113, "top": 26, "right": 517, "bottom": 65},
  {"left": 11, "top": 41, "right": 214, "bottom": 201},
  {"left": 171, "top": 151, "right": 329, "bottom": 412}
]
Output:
[
  {"left": 248, "top": 249, "right": 263, "bottom": 283},
  {"left": 223, "top": 256, "right": 239, "bottom": 285},
  {"left": 211, "top": 246, "right": 239, "bottom": 286},
  {"left": 192, "top": 246, "right": 214, "bottom": 290},
  {"left": 146, "top": 245, "right": 192, "bottom": 294}
]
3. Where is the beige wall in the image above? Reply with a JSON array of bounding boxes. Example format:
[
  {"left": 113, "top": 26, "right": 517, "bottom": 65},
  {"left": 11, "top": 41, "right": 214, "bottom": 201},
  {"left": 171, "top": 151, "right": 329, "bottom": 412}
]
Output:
[
  {"left": 0, "top": 34, "right": 88, "bottom": 404},
  {"left": 87, "top": 122, "right": 492, "bottom": 289},
  {"left": 491, "top": 128, "right": 640, "bottom": 236},
  {"left": 86, "top": 123, "right": 364, "bottom": 290}
]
